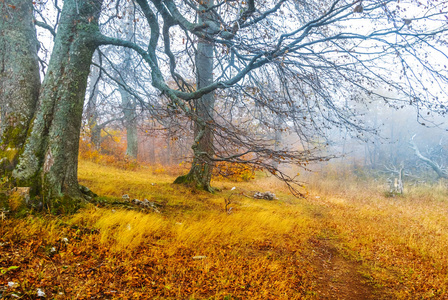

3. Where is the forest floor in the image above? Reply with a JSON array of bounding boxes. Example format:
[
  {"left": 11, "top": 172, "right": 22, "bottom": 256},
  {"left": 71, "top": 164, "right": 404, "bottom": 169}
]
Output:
[{"left": 1, "top": 160, "right": 448, "bottom": 299}]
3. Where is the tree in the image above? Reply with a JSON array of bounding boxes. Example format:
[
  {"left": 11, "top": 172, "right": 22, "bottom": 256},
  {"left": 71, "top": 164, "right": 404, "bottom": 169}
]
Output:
[
  {"left": 4, "top": 0, "right": 103, "bottom": 211},
  {"left": 85, "top": 52, "right": 103, "bottom": 150},
  {"left": 0, "top": 0, "right": 40, "bottom": 175},
  {"left": 119, "top": 84, "right": 139, "bottom": 159},
  {"left": 173, "top": 0, "right": 216, "bottom": 191},
  {"left": 118, "top": 18, "right": 139, "bottom": 159},
  {"left": 96, "top": 0, "right": 448, "bottom": 193}
]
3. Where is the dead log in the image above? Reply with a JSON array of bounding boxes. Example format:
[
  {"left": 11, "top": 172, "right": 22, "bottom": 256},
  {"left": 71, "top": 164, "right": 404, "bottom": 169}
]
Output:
[{"left": 409, "top": 134, "right": 448, "bottom": 180}]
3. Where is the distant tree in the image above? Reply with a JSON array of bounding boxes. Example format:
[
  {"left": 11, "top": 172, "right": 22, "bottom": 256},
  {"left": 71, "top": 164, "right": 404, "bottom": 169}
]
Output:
[{"left": 115, "top": 2, "right": 140, "bottom": 159}]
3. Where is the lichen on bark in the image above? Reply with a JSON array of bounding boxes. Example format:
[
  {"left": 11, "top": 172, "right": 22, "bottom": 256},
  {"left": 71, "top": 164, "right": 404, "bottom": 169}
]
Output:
[{"left": 0, "top": 0, "right": 40, "bottom": 175}]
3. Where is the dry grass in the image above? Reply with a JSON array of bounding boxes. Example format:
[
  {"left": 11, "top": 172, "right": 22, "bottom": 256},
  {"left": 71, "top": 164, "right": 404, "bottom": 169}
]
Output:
[
  {"left": 0, "top": 161, "right": 320, "bottom": 299},
  {"left": 1, "top": 161, "right": 448, "bottom": 299},
  {"left": 306, "top": 172, "right": 448, "bottom": 298}
]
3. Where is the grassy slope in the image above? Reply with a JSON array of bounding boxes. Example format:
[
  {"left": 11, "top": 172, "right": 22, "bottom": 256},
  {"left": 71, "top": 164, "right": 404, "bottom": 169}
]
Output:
[
  {"left": 307, "top": 175, "right": 448, "bottom": 298},
  {"left": 0, "top": 160, "right": 448, "bottom": 299}
]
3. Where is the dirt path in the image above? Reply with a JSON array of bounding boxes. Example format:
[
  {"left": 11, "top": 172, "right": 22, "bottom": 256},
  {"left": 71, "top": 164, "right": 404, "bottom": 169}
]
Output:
[
  {"left": 309, "top": 236, "right": 377, "bottom": 300},
  {"left": 303, "top": 200, "right": 382, "bottom": 300}
]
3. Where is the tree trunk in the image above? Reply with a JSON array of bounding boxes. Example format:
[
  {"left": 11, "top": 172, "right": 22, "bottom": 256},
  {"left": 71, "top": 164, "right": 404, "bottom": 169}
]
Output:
[
  {"left": 0, "top": 0, "right": 40, "bottom": 175},
  {"left": 148, "top": 136, "right": 156, "bottom": 164},
  {"left": 86, "top": 51, "right": 102, "bottom": 150},
  {"left": 174, "top": 0, "right": 215, "bottom": 192},
  {"left": 118, "top": 7, "right": 138, "bottom": 160},
  {"left": 119, "top": 85, "right": 138, "bottom": 159},
  {"left": 13, "top": 0, "right": 102, "bottom": 212},
  {"left": 272, "top": 115, "right": 282, "bottom": 168}
]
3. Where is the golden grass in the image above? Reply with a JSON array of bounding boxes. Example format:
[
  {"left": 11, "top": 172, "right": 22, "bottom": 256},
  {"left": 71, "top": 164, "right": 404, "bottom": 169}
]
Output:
[
  {"left": 70, "top": 207, "right": 167, "bottom": 253},
  {"left": 7, "top": 191, "right": 24, "bottom": 212},
  {"left": 0, "top": 160, "right": 323, "bottom": 299},
  {"left": 2, "top": 161, "right": 448, "bottom": 299},
  {"left": 78, "top": 160, "right": 176, "bottom": 199},
  {"left": 305, "top": 172, "right": 448, "bottom": 298},
  {"left": 76, "top": 161, "right": 315, "bottom": 255}
]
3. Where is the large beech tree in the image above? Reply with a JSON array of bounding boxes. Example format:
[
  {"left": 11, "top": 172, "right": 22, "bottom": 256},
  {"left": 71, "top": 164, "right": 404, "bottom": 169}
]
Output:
[
  {"left": 95, "top": 0, "right": 448, "bottom": 193},
  {"left": 173, "top": 0, "right": 216, "bottom": 191},
  {"left": 0, "top": 0, "right": 40, "bottom": 175},
  {"left": 1, "top": 0, "right": 103, "bottom": 211},
  {"left": 1, "top": 0, "right": 448, "bottom": 210}
]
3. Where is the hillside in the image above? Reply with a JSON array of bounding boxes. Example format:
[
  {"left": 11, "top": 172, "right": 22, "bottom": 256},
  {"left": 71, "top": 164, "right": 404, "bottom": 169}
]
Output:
[{"left": 1, "top": 160, "right": 448, "bottom": 299}]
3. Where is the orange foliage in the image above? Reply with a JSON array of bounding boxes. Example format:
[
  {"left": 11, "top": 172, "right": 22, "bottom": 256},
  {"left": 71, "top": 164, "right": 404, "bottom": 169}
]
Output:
[
  {"left": 213, "top": 161, "right": 258, "bottom": 182},
  {"left": 79, "top": 128, "right": 140, "bottom": 170}
]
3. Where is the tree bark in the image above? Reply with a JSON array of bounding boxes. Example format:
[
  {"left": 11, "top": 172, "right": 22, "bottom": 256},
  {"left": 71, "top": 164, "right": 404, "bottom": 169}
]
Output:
[
  {"left": 0, "top": 0, "right": 40, "bottom": 175},
  {"left": 174, "top": 0, "right": 215, "bottom": 192},
  {"left": 119, "top": 85, "right": 138, "bottom": 159},
  {"left": 149, "top": 138, "right": 156, "bottom": 164},
  {"left": 13, "top": 0, "right": 102, "bottom": 211},
  {"left": 86, "top": 51, "right": 102, "bottom": 150},
  {"left": 118, "top": 7, "right": 138, "bottom": 160},
  {"left": 272, "top": 115, "right": 282, "bottom": 169}
]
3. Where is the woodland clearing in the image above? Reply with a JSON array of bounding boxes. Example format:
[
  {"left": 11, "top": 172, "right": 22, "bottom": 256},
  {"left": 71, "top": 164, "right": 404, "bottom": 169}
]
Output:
[{"left": 1, "top": 160, "right": 448, "bottom": 299}]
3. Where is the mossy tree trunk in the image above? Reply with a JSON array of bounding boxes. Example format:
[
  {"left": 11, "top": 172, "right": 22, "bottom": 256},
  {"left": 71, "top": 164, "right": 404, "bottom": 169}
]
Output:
[
  {"left": 174, "top": 0, "right": 215, "bottom": 192},
  {"left": 13, "top": 0, "right": 103, "bottom": 211},
  {"left": 0, "top": 0, "right": 40, "bottom": 175}
]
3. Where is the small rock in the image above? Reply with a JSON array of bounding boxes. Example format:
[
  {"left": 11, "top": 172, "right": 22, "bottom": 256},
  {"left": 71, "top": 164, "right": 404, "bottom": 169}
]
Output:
[
  {"left": 8, "top": 282, "right": 18, "bottom": 288},
  {"left": 122, "top": 194, "right": 130, "bottom": 201},
  {"left": 253, "top": 191, "right": 277, "bottom": 200},
  {"left": 192, "top": 256, "right": 207, "bottom": 260},
  {"left": 79, "top": 185, "right": 91, "bottom": 193},
  {"left": 37, "top": 288, "right": 45, "bottom": 297}
]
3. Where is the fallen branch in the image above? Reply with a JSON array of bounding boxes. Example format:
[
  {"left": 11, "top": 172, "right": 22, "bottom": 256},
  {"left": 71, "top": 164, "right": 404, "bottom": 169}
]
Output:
[{"left": 409, "top": 134, "right": 448, "bottom": 179}]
